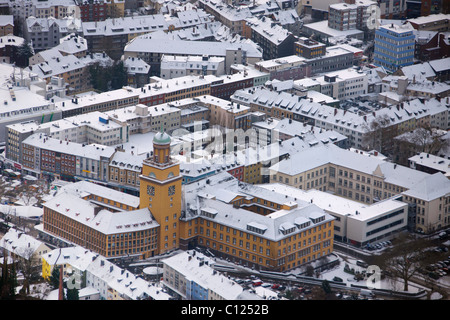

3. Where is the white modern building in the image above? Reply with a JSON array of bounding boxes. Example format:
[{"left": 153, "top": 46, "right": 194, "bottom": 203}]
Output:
[
  {"left": 315, "top": 68, "right": 368, "bottom": 100},
  {"left": 160, "top": 54, "right": 225, "bottom": 79},
  {"left": 260, "top": 183, "right": 408, "bottom": 247}
]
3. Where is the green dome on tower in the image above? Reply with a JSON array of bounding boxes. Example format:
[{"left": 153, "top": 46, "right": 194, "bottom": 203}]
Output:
[{"left": 153, "top": 127, "right": 171, "bottom": 145}]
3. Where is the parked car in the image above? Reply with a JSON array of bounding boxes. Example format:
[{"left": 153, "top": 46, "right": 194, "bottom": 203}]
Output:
[
  {"left": 252, "top": 280, "right": 262, "bottom": 287},
  {"left": 357, "top": 260, "right": 369, "bottom": 268},
  {"left": 429, "top": 272, "right": 440, "bottom": 280},
  {"left": 271, "top": 284, "right": 282, "bottom": 290}
]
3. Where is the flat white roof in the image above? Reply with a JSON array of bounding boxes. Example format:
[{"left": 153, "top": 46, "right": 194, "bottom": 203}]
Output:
[{"left": 409, "top": 152, "right": 450, "bottom": 173}]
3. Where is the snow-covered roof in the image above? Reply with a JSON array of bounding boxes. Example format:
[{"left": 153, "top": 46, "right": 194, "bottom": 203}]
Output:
[
  {"left": 245, "top": 16, "right": 293, "bottom": 45},
  {"left": 124, "top": 35, "right": 262, "bottom": 59},
  {"left": 55, "top": 180, "right": 140, "bottom": 209},
  {"left": 0, "top": 35, "right": 24, "bottom": 49},
  {"left": 409, "top": 152, "right": 450, "bottom": 174},
  {"left": 82, "top": 14, "right": 168, "bottom": 36},
  {"left": 161, "top": 250, "right": 246, "bottom": 300},
  {"left": 43, "top": 191, "right": 158, "bottom": 235},
  {"left": 86, "top": 254, "right": 171, "bottom": 300},
  {"left": 399, "top": 62, "right": 436, "bottom": 80},
  {"left": 0, "top": 228, "right": 49, "bottom": 259},
  {"left": 260, "top": 183, "right": 407, "bottom": 223},
  {"left": 407, "top": 13, "right": 450, "bottom": 26},
  {"left": 26, "top": 49, "right": 86, "bottom": 80},
  {"left": 182, "top": 171, "right": 334, "bottom": 241},
  {"left": 56, "top": 33, "right": 88, "bottom": 55},
  {"left": 0, "top": 15, "right": 13, "bottom": 26},
  {"left": 429, "top": 57, "right": 450, "bottom": 73},
  {"left": 0, "top": 205, "right": 43, "bottom": 219},
  {"left": 402, "top": 172, "right": 450, "bottom": 201},
  {"left": 270, "top": 142, "right": 429, "bottom": 191},
  {"left": 42, "top": 246, "right": 97, "bottom": 271},
  {"left": 123, "top": 57, "right": 151, "bottom": 75},
  {"left": 22, "top": 133, "right": 116, "bottom": 160},
  {"left": 25, "top": 16, "right": 82, "bottom": 34},
  {"left": 303, "top": 20, "right": 364, "bottom": 38}
]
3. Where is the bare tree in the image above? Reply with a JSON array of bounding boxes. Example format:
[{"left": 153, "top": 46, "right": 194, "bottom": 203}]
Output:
[
  {"left": 16, "top": 246, "right": 41, "bottom": 296},
  {"left": 373, "top": 233, "right": 434, "bottom": 292},
  {"left": 392, "top": 125, "right": 449, "bottom": 165},
  {"left": 361, "top": 114, "right": 398, "bottom": 155}
]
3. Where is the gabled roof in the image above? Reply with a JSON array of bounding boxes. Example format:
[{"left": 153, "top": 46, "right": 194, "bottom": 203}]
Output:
[
  {"left": 403, "top": 172, "right": 450, "bottom": 201},
  {"left": 0, "top": 228, "right": 48, "bottom": 259}
]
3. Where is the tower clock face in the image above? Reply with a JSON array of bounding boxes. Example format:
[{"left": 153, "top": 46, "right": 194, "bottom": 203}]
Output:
[
  {"left": 168, "top": 185, "right": 175, "bottom": 196},
  {"left": 147, "top": 185, "right": 155, "bottom": 196}
]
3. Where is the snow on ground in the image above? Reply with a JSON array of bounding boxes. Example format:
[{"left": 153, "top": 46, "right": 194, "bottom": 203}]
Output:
[{"left": 316, "top": 252, "right": 435, "bottom": 293}]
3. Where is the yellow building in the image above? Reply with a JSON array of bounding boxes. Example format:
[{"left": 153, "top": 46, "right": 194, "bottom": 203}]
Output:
[
  {"left": 136, "top": 130, "right": 335, "bottom": 271},
  {"left": 42, "top": 182, "right": 159, "bottom": 260},
  {"left": 41, "top": 246, "right": 97, "bottom": 281},
  {"left": 41, "top": 130, "right": 334, "bottom": 271},
  {"left": 174, "top": 172, "right": 335, "bottom": 272},
  {"left": 139, "top": 129, "right": 183, "bottom": 254}
]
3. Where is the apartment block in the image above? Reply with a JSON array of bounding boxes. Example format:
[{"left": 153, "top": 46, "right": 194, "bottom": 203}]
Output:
[
  {"left": 197, "top": 0, "right": 251, "bottom": 35},
  {"left": 231, "top": 86, "right": 450, "bottom": 150},
  {"left": 0, "top": 15, "right": 14, "bottom": 36},
  {"left": 407, "top": 13, "right": 450, "bottom": 32},
  {"left": 24, "top": 16, "right": 83, "bottom": 53},
  {"left": 374, "top": 22, "right": 415, "bottom": 73},
  {"left": 3, "top": 0, "right": 78, "bottom": 24},
  {"left": 21, "top": 133, "right": 115, "bottom": 182},
  {"left": 255, "top": 55, "right": 311, "bottom": 81},
  {"left": 402, "top": 173, "right": 450, "bottom": 233},
  {"left": 160, "top": 54, "right": 225, "bottom": 80},
  {"left": 243, "top": 16, "right": 297, "bottom": 61},
  {"left": 314, "top": 68, "right": 368, "bottom": 100},
  {"left": 27, "top": 48, "right": 90, "bottom": 95},
  {"left": 81, "top": 14, "right": 169, "bottom": 60},
  {"left": 123, "top": 35, "right": 262, "bottom": 76},
  {"left": 295, "top": 37, "right": 326, "bottom": 59},
  {"left": 108, "top": 151, "right": 146, "bottom": 195},
  {"left": 162, "top": 250, "right": 253, "bottom": 300}
]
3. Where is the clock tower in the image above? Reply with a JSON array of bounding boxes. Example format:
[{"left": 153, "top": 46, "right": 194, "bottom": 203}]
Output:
[{"left": 140, "top": 129, "right": 182, "bottom": 254}]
